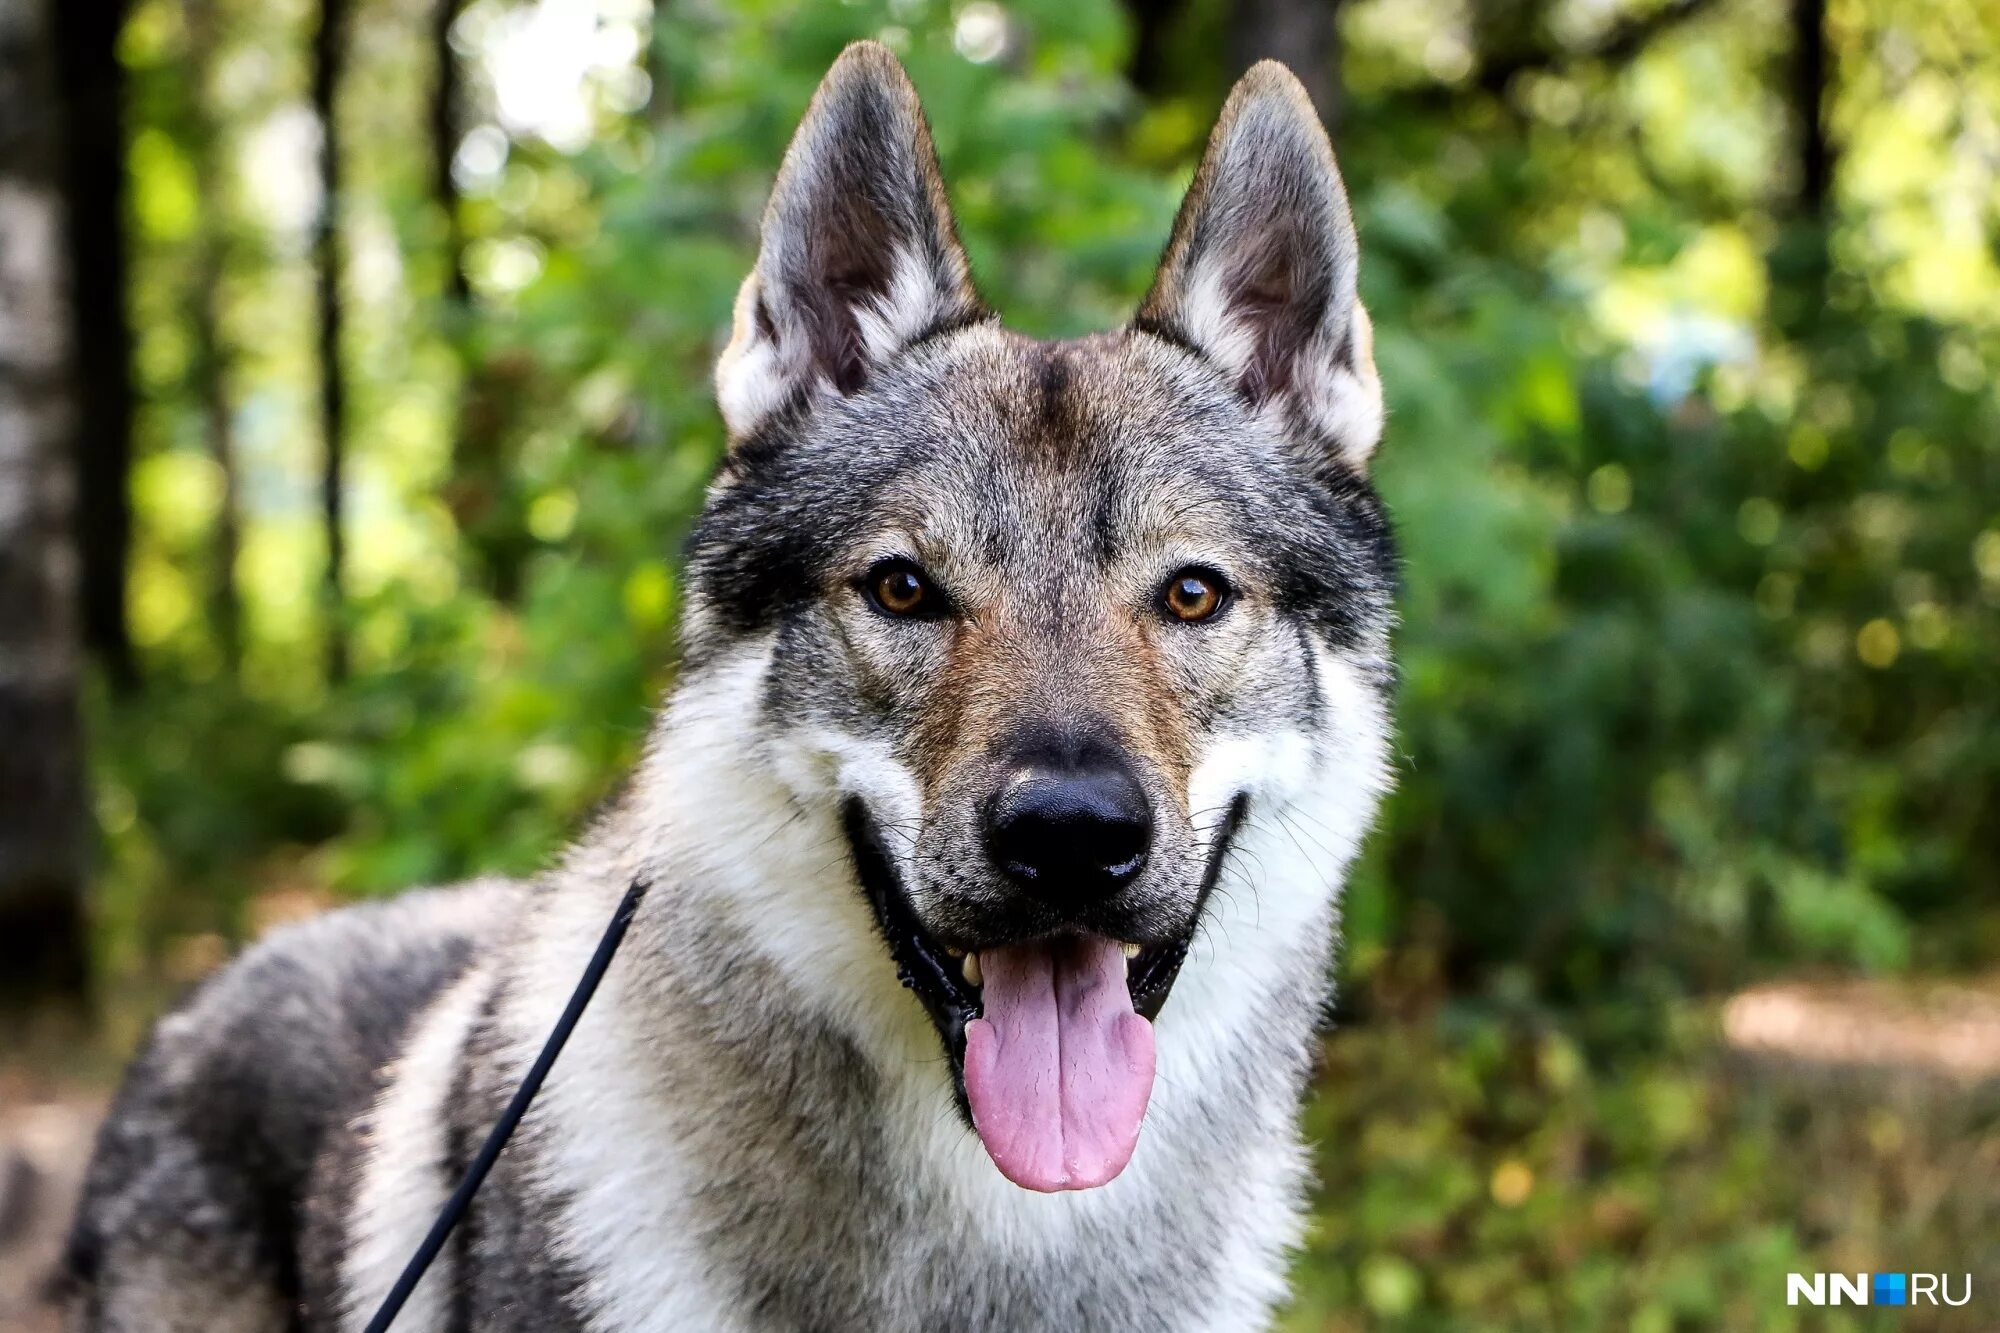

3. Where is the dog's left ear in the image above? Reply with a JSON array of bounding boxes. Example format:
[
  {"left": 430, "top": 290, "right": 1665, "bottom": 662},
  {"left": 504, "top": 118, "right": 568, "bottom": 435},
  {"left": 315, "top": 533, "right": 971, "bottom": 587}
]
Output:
[
  {"left": 715, "top": 41, "right": 987, "bottom": 440},
  {"left": 1135, "top": 62, "right": 1383, "bottom": 469}
]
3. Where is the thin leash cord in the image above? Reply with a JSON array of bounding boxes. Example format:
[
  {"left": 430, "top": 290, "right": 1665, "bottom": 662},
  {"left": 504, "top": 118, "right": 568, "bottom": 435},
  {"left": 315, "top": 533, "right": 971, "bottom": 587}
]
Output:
[{"left": 362, "top": 877, "right": 651, "bottom": 1333}]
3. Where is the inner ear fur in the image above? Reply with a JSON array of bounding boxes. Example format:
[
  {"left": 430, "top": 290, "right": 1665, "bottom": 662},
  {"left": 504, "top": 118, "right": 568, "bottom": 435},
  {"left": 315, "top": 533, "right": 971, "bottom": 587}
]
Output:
[
  {"left": 715, "top": 41, "right": 986, "bottom": 440},
  {"left": 1135, "top": 61, "right": 1383, "bottom": 467}
]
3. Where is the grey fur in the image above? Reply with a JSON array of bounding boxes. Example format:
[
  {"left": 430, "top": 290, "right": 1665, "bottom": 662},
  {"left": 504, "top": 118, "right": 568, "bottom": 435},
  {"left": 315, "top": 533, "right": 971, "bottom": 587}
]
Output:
[
  {"left": 65, "top": 884, "right": 513, "bottom": 1330},
  {"left": 67, "top": 44, "right": 1396, "bottom": 1332}
]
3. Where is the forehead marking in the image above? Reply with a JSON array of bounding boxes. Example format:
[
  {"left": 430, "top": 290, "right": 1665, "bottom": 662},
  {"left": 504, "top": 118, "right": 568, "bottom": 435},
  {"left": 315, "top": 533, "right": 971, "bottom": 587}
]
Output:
[{"left": 1037, "top": 345, "right": 1071, "bottom": 430}]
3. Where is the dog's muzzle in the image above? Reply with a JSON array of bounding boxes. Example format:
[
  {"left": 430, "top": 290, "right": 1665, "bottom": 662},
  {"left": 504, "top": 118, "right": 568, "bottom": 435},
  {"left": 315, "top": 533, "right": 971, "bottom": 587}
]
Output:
[{"left": 842, "top": 789, "right": 1249, "bottom": 1193}]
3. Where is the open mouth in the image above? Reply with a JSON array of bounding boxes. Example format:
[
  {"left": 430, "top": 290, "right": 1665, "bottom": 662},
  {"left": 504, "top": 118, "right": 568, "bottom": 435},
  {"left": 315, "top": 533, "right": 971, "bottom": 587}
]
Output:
[{"left": 841, "top": 795, "right": 1249, "bottom": 1192}]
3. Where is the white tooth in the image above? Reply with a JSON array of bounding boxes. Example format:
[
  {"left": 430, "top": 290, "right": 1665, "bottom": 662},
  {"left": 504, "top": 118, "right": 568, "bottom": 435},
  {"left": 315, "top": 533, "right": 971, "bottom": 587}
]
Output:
[
  {"left": 962, "top": 952, "right": 983, "bottom": 987},
  {"left": 945, "top": 946, "right": 965, "bottom": 958},
  {"left": 1120, "top": 942, "right": 1142, "bottom": 960}
]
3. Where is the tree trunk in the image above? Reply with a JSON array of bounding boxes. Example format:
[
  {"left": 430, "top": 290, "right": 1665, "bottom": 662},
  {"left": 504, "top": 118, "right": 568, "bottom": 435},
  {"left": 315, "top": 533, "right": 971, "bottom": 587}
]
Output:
[
  {"left": 432, "top": 0, "right": 468, "bottom": 307},
  {"left": 48, "top": 0, "right": 134, "bottom": 691},
  {"left": 1790, "top": 0, "right": 1832, "bottom": 222},
  {"left": 1229, "top": 0, "right": 1343, "bottom": 127},
  {"left": 313, "top": 0, "right": 349, "bottom": 682},
  {"left": 186, "top": 0, "right": 242, "bottom": 673},
  {"left": 431, "top": 0, "right": 527, "bottom": 604},
  {"left": 1771, "top": 0, "right": 1833, "bottom": 337},
  {"left": 0, "top": 0, "right": 91, "bottom": 1013},
  {"left": 642, "top": 0, "right": 677, "bottom": 124},
  {"left": 1124, "top": 0, "right": 1186, "bottom": 100},
  {"left": 195, "top": 242, "right": 242, "bottom": 672}
]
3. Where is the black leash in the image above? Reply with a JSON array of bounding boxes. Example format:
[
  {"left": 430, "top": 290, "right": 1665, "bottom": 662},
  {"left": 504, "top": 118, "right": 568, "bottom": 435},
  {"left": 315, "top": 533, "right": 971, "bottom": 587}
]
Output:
[{"left": 362, "top": 877, "right": 651, "bottom": 1333}]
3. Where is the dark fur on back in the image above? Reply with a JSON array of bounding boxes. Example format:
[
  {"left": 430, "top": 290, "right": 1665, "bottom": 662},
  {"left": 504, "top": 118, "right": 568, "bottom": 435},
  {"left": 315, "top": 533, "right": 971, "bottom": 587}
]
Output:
[{"left": 63, "top": 884, "right": 512, "bottom": 1330}]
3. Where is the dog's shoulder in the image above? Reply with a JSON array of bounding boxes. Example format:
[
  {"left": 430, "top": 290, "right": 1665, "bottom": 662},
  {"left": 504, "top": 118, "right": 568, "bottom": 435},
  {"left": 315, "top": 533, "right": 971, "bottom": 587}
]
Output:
[{"left": 64, "top": 879, "right": 523, "bottom": 1324}]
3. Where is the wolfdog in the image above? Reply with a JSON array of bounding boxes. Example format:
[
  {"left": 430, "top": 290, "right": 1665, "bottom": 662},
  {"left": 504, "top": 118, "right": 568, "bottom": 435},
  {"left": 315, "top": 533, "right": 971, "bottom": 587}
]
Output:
[{"left": 65, "top": 41, "right": 1393, "bottom": 1332}]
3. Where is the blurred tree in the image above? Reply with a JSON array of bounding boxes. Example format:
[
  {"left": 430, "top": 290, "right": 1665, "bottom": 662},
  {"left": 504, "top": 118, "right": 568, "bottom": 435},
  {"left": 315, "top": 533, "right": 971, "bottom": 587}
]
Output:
[
  {"left": 1125, "top": 0, "right": 1188, "bottom": 100},
  {"left": 1789, "top": 0, "right": 1832, "bottom": 221},
  {"left": 448, "top": 354, "right": 535, "bottom": 605},
  {"left": 641, "top": 0, "right": 683, "bottom": 122},
  {"left": 313, "top": 0, "right": 349, "bottom": 682},
  {"left": 1382, "top": 0, "right": 1721, "bottom": 113},
  {"left": 1771, "top": 0, "right": 1834, "bottom": 335},
  {"left": 430, "top": 0, "right": 530, "bottom": 605},
  {"left": 48, "top": 0, "right": 135, "bottom": 692},
  {"left": 0, "top": 0, "right": 89, "bottom": 1011},
  {"left": 184, "top": 0, "right": 242, "bottom": 673},
  {"left": 1230, "top": 0, "right": 1341, "bottom": 122},
  {"left": 431, "top": 0, "right": 468, "bottom": 308}
]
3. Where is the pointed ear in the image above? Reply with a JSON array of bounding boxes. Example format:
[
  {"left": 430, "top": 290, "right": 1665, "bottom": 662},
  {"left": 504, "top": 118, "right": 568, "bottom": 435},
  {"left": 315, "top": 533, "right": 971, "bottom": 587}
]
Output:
[
  {"left": 1134, "top": 62, "right": 1383, "bottom": 468},
  {"left": 715, "top": 42, "right": 987, "bottom": 440}
]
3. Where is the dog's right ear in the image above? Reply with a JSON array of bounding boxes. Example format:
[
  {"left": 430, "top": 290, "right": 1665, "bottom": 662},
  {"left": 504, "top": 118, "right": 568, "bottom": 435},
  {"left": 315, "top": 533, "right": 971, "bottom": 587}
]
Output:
[{"left": 715, "top": 42, "right": 987, "bottom": 441}]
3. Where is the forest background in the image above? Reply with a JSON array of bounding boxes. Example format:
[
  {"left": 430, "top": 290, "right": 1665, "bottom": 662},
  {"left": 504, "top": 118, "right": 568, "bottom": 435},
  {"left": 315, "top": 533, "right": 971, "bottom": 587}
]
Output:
[{"left": 0, "top": 0, "right": 1996, "bottom": 1326}]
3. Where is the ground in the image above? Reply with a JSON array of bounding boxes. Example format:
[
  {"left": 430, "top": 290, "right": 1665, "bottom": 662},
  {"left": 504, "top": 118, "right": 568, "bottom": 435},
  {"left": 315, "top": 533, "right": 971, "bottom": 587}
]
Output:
[{"left": 0, "top": 1069, "right": 100, "bottom": 1333}]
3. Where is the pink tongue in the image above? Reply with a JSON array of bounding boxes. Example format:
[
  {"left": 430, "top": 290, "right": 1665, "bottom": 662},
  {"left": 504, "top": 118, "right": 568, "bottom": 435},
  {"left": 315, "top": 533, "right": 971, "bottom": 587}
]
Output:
[{"left": 962, "top": 937, "right": 1156, "bottom": 1192}]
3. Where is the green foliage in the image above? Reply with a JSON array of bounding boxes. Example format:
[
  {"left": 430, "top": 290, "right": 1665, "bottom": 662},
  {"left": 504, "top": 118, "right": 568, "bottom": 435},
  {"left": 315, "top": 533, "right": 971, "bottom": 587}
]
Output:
[
  {"left": 1358, "top": 276, "right": 2000, "bottom": 997},
  {"left": 1281, "top": 1006, "right": 2000, "bottom": 1330}
]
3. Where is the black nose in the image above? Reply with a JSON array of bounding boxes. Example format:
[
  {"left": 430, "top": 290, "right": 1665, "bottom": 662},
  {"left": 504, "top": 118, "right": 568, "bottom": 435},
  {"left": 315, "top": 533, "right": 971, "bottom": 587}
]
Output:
[{"left": 984, "top": 760, "right": 1154, "bottom": 903}]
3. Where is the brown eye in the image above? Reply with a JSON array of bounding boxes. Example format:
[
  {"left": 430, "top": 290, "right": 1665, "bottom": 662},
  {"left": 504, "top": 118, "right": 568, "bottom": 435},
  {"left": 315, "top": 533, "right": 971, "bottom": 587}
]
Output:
[
  {"left": 1161, "top": 567, "right": 1230, "bottom": 623},
  {"left": 864, "top": 559, "right": 944, "bottom": 619}
]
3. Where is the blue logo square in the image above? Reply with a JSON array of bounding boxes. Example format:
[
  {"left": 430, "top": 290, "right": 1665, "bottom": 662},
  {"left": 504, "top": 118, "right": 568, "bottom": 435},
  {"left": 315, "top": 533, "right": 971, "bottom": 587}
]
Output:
[{"left": 1873, "top": 1273, "right": 1907, "bottom": 1306}]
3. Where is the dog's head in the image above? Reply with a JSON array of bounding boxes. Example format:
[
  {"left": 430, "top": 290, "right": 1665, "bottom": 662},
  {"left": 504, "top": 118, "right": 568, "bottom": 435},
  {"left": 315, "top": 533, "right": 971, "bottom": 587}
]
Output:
[{"left": 681, "top": 43, "right": 1392, "bottom": 1193}]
